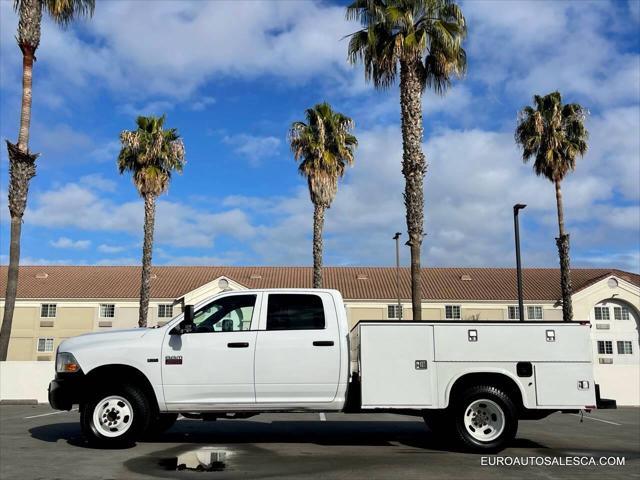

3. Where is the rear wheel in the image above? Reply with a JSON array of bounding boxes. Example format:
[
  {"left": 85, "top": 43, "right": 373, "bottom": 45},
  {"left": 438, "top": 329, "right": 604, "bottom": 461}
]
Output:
[
  {"left": 451, "top": 385, "right": 517, "bottom": 452},
  {"left": 81, "top": 384, "right": 150, "bottom": 447}
]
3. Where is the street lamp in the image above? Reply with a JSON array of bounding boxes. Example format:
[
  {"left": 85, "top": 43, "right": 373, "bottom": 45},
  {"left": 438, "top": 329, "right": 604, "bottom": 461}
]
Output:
[
  {"left": 513, "top": 204, "right": 527, "bottom": 322},
  {"left": 393, "top": 232, "right": 402, "bottom": 320}
]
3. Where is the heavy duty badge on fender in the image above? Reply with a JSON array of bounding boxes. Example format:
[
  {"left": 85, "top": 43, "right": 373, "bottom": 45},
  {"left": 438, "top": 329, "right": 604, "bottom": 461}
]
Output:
[{"left": 165, "top": 356, "right": 182, "bottom": 365}]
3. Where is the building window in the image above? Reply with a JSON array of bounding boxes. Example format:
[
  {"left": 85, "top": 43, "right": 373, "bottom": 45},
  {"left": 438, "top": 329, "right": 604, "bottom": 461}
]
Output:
[
  {"left": 527, "top": 306, "right": 543, "bottom": 320},
  {"left": 387, "top": 305, "right": 402, "bottom": 319},
  {"left": 37, "top": 337, "right": 54, "bottom": 353},
  {"left": 40, "top": 304, "right": 57, "bottom": 318},
  {"left": 594, "top": 306, "right": 610, "bottom": 320},
  {"left": 613, "top": 307, "right": 630, "bottom": 321},
  {"left": 507, "top": 306, "right": 520, "bottom": 320},
  {"left": 597, "top": 340, "right": 613, "bottom": 355},
  {"left": 158, "top": 304, "right": 174, "bottom": 318},
  {"left": 617, "top": 341, "right": 633, "bottom": 355},
  {"left": 100, "top": 304, "right": 115, "bottom": 318},
  {"left": 445, "top": 305, "right": 461, "bottom": 320}
]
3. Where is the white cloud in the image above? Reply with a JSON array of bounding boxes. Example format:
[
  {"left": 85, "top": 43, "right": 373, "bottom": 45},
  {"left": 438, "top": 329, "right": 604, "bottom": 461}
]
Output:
[
  {"left": 97, "top": 244, "right": 127, "bottom": 254},
  {"left": 190, "top": 96, "right": 216, "bottom": 111},
  {"left": 25, "top": 182, "right": 256, "bottom": 249},
  {"left": 50, "top": 237, "right": 91, "bottom": 249},
  {"left": 463, "top": 0, "right": 640, "bottom": 107},
  {"left": 79, "top": 174, "right": 117, "bottom": 192},
  {"left": 222, "top": 134, "right": 281, "bottom": 165},
  {"left": 0, "top": 1, "right": 357, "bottom": 102}
]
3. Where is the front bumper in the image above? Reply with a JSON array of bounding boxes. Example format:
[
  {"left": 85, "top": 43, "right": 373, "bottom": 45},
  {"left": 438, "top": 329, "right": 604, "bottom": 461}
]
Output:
[{"left": 48, "top": 372, "right": 85, "bottom": 411}]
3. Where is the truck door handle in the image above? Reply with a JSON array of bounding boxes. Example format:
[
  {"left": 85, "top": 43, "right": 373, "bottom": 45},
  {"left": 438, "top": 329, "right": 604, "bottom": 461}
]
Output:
[
  {"left": 227, "top": 342, "right": 249, "bottom": 348},
  {"left": 313, "top": 341, "right": 334, "bottom": 347}
]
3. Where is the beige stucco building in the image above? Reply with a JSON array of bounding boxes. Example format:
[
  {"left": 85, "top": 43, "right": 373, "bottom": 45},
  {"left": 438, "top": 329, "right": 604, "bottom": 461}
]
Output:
[{"left": 1, "top": 265, "right": 639, "bottom": 404}]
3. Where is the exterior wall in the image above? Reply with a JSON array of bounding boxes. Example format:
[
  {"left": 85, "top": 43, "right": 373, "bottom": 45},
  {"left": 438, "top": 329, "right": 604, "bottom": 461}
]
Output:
[
  {"left": 0, "top": 361, "right": 54, "bottom": 403},
  {"left": 0, "top": 300, "right": 177, "bottom": 361}
]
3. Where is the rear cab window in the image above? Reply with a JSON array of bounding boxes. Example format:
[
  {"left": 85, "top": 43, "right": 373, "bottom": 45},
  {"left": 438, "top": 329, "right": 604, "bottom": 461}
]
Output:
[{"left": 266, "top": 294, "right": 325, "bottom": 330}]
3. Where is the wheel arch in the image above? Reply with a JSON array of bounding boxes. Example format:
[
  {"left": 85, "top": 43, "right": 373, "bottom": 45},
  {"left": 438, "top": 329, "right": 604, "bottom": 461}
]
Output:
[
  {"left": 83, "top": 364, "right": 160, "bottom": 413},
  {"left": 445, "top": 370, "right": 528, "bottom": 411}
]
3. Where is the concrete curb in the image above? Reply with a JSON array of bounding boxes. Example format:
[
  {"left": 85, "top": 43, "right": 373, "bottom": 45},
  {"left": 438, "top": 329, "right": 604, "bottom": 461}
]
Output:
[{"left": 0, "top": 399, "right": 38, "bottom": 405}]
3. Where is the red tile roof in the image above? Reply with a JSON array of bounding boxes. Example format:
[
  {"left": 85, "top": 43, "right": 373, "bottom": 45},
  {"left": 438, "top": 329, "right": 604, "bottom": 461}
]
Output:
[{"left": 1, "top": 266, "right": 637, "bottom": 302}]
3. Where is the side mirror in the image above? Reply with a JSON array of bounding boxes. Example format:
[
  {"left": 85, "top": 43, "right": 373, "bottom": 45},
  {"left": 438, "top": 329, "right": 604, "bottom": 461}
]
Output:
[{"left": 170, "top": 305, "right": 195, "bottom": 335}]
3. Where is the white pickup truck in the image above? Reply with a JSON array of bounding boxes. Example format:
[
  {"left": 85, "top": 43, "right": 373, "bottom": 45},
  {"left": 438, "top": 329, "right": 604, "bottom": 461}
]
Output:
[{"left": 48, "top": 289, "right": 610, "bottom": 451}]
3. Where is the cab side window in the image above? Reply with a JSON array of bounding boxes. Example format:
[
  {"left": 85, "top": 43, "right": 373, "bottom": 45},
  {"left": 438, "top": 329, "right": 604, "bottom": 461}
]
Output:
[
  {"left": 266, "top": 294, "right": 325, "bottom": 331},
  {"left": 192, "top": 295, "right": 256, "bottom": 333}
]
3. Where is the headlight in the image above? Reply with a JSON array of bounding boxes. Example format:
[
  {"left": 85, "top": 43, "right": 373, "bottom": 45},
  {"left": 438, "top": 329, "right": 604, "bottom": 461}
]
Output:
[{"left": 56, "top": 352, "right": 81, "bottom": 373}]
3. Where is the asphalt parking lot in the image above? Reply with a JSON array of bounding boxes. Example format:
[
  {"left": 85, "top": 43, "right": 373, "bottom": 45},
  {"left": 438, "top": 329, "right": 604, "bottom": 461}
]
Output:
[{"left": 0, "top": 406, "right": 638, "bottom": 480}]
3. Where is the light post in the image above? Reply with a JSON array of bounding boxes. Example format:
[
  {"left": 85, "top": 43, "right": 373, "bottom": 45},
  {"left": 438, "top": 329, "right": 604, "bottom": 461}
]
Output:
[
  {"left": 393, "top": 232, "right": 402, "bottom": 320},
  {"left": 513, "top": 204, "right": 527, "bottom": 322}
]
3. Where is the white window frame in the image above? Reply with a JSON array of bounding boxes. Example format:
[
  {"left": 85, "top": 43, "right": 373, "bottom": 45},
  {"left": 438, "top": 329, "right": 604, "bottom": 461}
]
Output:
[
  {"left": 594, "top": 306, "right": 610, "bottom": 321},
  {"left": 613, "top": 306, "right": 630, "bottom": 321},
  {"left": 158, "top": 304, "right": 174, "bottom": 319},
  {"left": 387, "top": 304, "right": 402, "bottom": 319},
  {"left": 445, "top": 305, "right": 461, "bottom": 320},
  {"left": 617, "top": 341, "right": 633, "bottom": 355},
  {"left": 597, "top": 340, "right": 613, "bottom": 355},
  {"left": 40, "top": 304, "right": 57, "bottom": 318},
  {"left": 527, "top": 305, "right": 543, "bottom": 320},
  {"left": 36, "top": 337, "right": 54, "bottom": 353},
  {"left": 507, "top": 306, "right": 520, "bottom": 320},
  {"left": 99, "top": 304, "right": 115, "bottom": 318}
]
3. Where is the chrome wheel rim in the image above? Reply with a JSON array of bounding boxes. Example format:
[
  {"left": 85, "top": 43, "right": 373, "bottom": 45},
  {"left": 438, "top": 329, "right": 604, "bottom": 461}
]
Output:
[
  {"left": 463, "top": 399, "right": 505, "bottom": 442},
  {"left": 92, "top": 395, "right": 133, "bottom": 438}
]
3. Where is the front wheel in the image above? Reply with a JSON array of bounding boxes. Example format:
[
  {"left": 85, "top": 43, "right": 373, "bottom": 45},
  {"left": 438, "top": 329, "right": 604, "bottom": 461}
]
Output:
[
  {"left": 452, "top": 385, "right": 518, "bottom": 452},
  {"left": 81, "top": 384, "right": 150, "bottom": 447}
]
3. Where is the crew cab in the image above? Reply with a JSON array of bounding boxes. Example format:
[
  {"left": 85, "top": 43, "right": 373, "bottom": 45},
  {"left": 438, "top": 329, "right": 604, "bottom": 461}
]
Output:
[{"left": 48, "top": 289, "right": 608, "bottom": 451}]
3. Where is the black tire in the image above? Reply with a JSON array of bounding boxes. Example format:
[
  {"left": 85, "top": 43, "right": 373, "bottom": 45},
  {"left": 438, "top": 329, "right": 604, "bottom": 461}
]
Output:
[
  {"left": 451, "top": 385, "right": 518, "bottom": 452},
  {"left": 80, "top": 383, "right": 151, "bottom": 447},
  {"left": 144, "top": 413, "right": 178, "bottom": 438}
]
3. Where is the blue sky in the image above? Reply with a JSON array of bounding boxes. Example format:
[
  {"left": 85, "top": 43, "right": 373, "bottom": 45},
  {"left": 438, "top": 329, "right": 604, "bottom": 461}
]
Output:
[{"left": 0, "top": 0, "right": 638, "bottom": 272}]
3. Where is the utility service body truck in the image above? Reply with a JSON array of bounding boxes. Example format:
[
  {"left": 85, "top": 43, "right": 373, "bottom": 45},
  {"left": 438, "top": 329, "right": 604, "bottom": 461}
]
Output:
[{"left": 49, "top": 289, "right": 606, "bottom": 451}]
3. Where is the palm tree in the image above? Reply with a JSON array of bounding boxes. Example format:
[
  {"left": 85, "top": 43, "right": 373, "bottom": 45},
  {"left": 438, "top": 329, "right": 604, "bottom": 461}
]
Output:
[
  {"left": 515, "top": 91, "right": 589, "bottom": 321},
  {"left": 289, "top": 102, "right": 358, "bottom": 288},
  {"left": 346, "top": 0, "right": 466, "bottom": 320},
  {"left": 118, "top": 115, "right": 186, "bottom": 327},
  {"left": 0, "top": 0, "right": 94, "bottom": 361}
]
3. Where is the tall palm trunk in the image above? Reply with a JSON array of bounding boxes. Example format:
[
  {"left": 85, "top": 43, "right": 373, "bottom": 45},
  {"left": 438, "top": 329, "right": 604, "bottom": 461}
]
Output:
[
  {"left": 399, "top": 56, "right": 426, "bottom": 321},
  {"left": 0, "top": 0, "right": 41, "bottom": 361},
  {"left": 139, "top": 194, "right": 157, "bottom": 327},
  {"left": 312, "top": 203, "right": 326, "bottom": 288},
  {"left": 554, "top": 179, "right": 573, "bottom": 321}
]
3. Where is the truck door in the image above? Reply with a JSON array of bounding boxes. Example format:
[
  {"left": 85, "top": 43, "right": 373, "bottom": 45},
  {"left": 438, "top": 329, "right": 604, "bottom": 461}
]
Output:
[
  {"left": 161, "top": 293, "right": 260, "bottom": 408},
  {"left": 254, "top": 292, "right": 341, "bottom": 403}
]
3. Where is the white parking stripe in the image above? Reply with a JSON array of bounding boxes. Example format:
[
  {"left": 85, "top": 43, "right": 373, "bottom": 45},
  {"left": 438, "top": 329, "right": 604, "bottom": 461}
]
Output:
[
  {"left": 24, "top": 408, "right": 77, "bottom": 419},
  {"left": 571, "top": 414, "right": 621, "bottom": 426},
  {"left": 319, "top": 412, "right": 326, "bottom": 421}
]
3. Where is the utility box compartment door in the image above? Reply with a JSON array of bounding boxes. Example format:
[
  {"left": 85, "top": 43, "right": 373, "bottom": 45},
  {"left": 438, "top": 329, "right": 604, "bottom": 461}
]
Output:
[
  {"left": 433, "top": 324, "right": 591, "bottom": 362},
  {"left": 360, "top": 324, "right": 434, "bottom": 408},
  {"left": 534, "top": 363, "right": 596, "bottom": 407}
]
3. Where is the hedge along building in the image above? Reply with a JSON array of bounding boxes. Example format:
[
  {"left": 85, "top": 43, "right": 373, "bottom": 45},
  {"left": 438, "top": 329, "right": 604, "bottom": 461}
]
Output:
[{"left": 0, "top": 266, "right": 638, "bottom": 404}]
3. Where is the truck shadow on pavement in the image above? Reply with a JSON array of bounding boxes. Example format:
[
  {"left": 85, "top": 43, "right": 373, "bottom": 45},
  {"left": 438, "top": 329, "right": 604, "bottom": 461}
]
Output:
[{"left": 28, "top": 419, "right": 549, "bottom": 453}]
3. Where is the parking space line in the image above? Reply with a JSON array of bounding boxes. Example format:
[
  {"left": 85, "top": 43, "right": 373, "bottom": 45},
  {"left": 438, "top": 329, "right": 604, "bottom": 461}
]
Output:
[
  {"left": 24, "top": 408, "right": 77, "bottom": 419},
  {"left": 319, "top": 412, "right": 326, "bottom": 421},
  {"left": 571, "top": 414, "right": 621, "bottom": 426}
]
